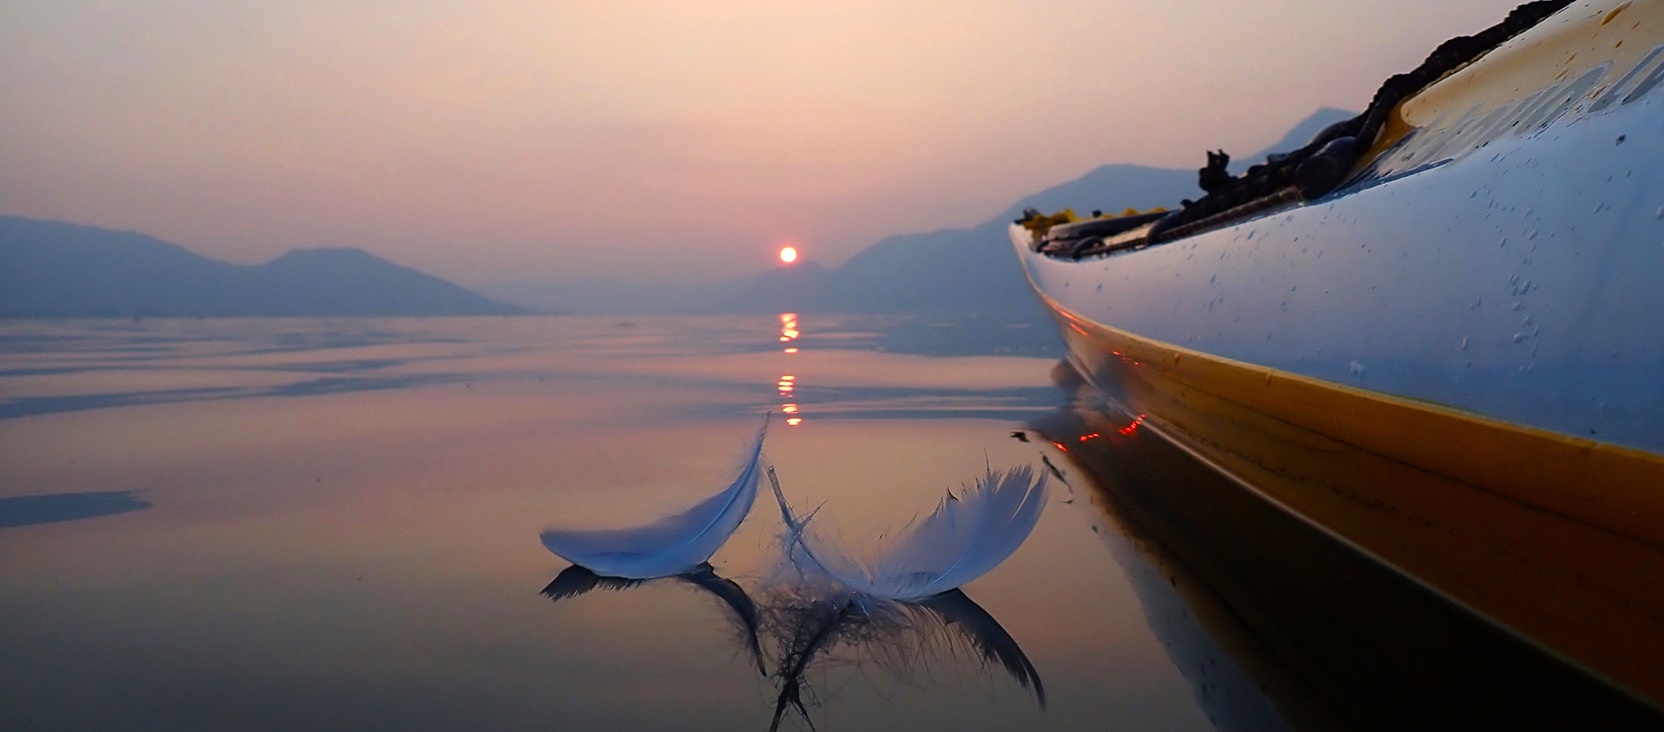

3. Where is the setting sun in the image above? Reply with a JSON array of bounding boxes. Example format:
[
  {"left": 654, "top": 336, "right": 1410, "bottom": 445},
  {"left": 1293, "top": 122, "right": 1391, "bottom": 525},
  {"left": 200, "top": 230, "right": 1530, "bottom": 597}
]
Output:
[{"left": 779, "top": 246, "right": 798, "bottom": 264}]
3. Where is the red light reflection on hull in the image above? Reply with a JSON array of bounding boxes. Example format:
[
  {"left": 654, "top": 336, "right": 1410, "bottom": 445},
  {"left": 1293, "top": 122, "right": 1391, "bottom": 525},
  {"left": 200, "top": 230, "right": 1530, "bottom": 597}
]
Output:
[{"left": 1118, "top": 415, "right": 1146, "bottom": 436}]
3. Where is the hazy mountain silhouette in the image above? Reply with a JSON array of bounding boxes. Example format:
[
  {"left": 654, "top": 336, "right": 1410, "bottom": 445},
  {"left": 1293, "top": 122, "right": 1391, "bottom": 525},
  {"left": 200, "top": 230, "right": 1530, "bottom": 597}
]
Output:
[
  {"left": 717, "top": 108, "right": 1358, "bottom": 319},
  {"left": 725, "top": 260, "right": 835, "bottom": 313},
  {"left": 0, "top": 217, "right": 521, "bottom": 317},
  {"left": 7, "top": 108, "right": 1357, "bottom": 319}
]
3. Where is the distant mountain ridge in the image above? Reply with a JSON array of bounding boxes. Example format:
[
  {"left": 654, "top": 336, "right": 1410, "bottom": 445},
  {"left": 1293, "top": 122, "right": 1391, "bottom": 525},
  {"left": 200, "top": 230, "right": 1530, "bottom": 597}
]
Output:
[
  {"left": 716, "top": 108, "right": 1358, "bottom": 319},
  {"left": 7, "top": 108, "right": 1356, "bottom": 319},
  {"left": 0, "top": 217, "right": 520, "bottom": 317}
]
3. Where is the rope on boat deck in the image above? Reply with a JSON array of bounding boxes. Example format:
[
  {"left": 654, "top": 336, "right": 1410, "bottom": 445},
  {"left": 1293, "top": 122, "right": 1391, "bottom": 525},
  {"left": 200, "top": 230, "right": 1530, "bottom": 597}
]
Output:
[
  {"left": 1143, "top": 0, "right": 1575, "bottom": 244},
  {"left": 1016, "top": 0, "right": 1577, "bottom": 256}
]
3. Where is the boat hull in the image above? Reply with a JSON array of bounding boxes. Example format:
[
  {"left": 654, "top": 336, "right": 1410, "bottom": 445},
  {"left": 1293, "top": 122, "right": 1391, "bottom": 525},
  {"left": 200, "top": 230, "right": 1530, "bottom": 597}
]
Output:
[
  {"left": 1011, "top": 0, "right": 1664, "bottom": 706},
  {"left": 1016, "top": 0, "right": 1664, "bottom": 455}
]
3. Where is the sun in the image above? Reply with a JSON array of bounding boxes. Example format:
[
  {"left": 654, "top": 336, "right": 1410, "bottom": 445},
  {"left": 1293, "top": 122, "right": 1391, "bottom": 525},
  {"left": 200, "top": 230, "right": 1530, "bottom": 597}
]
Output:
[{"left": 779, "top": 246, "right": 798, "bottom": 264}]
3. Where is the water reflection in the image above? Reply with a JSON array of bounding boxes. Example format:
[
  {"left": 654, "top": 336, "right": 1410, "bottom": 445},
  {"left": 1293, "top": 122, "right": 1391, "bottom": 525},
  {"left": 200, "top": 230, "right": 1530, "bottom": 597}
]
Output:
[
  {"left": 539, "top": 564, "right": 1044, "bottom": 731},
  {"left": 778, "top": 313, "right": 804, "bottom": 426},
  {"left": 0, "top": 316, "right": 1126, "bottom": 731},
  {"left": 537, "top": 420, "right": 1050, "bottom": 729},
  {"left": 1025, "top": 389, "right": 1664, "bottom": 730},
  {"left": 779, "top": 313, "right": 801, "bottom": 348},
  {"left": 761, "top": 587, "right": 1043, "bottom": 731},
  {"left": 542, "top": 563, "right": 766, "bottom": 675}
]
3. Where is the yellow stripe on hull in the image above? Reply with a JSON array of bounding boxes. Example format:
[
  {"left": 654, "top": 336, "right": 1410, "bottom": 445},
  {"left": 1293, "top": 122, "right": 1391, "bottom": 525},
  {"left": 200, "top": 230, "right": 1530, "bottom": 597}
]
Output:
[{"left": 1039, "top": 292, "right": 1664, "bottom": 705}]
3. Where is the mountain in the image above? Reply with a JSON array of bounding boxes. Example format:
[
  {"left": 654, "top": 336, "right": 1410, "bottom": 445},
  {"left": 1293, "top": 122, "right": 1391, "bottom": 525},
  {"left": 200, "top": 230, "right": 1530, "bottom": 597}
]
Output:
[
  {"left": 0, "top": 217, "right": 521, "bottom": 317},
  {"left": 722, "top": 260, "right": 834, "bottom": 312},
  {"left": 719, "top": 109, "right": 1358, "bottom": 319}
]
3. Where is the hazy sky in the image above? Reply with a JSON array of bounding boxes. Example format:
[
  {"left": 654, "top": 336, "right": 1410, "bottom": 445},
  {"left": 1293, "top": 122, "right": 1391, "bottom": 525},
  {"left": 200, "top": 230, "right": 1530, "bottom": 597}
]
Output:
[{"left": 0, "top": 0, "right": 1527, "bottom": 288}]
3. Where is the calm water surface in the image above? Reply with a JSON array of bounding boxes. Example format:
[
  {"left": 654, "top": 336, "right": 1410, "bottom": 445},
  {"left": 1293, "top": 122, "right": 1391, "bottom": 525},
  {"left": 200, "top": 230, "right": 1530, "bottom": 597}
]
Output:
[
  {"left": 0, "top": 315, "right": 1221, "bottom": 731},
  {"left": 6, "top": 314, "right": 1642, "bottom": 730}
]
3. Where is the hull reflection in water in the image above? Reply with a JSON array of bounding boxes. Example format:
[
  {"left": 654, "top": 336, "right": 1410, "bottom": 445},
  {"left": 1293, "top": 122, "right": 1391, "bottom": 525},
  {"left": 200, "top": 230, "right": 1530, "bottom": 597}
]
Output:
[{"left": 1026, "top": 389, "right": 1664, "bottom": 730}]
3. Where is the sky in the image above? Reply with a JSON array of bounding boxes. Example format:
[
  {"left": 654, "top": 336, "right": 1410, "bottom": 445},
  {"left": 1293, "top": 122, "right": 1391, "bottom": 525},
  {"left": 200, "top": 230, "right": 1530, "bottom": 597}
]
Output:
[{"left": 0, "top": 0, "right": 1530, "bottom": 292}]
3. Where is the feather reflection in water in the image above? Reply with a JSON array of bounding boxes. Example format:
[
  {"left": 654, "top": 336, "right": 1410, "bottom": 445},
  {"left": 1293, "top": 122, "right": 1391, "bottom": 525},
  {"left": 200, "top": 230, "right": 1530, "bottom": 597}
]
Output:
[
  {"left": 536, "top": 435, "right": 1048, "bottom": 726},
  {"left": 763, "top": 587, "right": 1044, "bottom": 732},
  {"left": 763, "top": 463, "right": 1047, "bottom": 730},
  {"left": 541, "top": 563, "right": 766, "bottom": 676},
  {"left": 539, "top": 414, "right": 770, "bottom": 579}
]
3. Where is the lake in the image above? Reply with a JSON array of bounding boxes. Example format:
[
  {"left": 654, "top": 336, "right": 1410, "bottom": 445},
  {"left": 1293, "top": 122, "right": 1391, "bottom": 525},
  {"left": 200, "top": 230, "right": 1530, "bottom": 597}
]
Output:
[{"left": 0, "top": 315, "right": 1650, "bottom": 730}]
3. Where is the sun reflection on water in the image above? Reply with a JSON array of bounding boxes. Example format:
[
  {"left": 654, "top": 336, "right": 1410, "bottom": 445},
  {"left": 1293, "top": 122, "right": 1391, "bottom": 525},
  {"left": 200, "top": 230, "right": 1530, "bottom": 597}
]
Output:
[{"left": 778, "top": 313, "right": 803, "bottom": 425}]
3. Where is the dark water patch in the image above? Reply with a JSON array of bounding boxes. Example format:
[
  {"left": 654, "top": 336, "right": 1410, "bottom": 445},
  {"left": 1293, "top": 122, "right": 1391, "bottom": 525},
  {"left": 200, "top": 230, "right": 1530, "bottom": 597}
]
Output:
[
  {"left": 0, "top": 333, "right": 99, "bottom": 353},
  {"left": 0, "top": 365, "right": 121, "bottom": 377},
  {"left": 264, "top": 374, "right": 468, "bottom": 398},
  {"left": 259, "top": 358, "right": 411, "bottom": 374},
  {"left": 226, "top": 338, "right": 457, "bottom": 360},
  {"left": 9, "top": 341, "right": 186, "bottom": 356},
  {"left": 0, "top": 374, "right": 469, "bottom": 419},
  {"left": 0, "top": 387, "right": 252, "bottom": 419},
  {"left": 0, "top": 491, "right": 152, "bottom": 528},
  {"left": 0, "top": 358, "right": 412, "bottom": 379}
]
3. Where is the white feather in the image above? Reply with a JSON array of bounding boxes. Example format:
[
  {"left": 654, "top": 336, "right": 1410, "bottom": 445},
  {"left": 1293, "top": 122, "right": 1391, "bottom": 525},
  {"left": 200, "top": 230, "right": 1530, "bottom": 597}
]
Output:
[
  {"left": 540, "top": 413, "right": 769, "bottom": 578},
  {"left": 770, "top": 463, "right": 1047, "bottom": 602}
]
